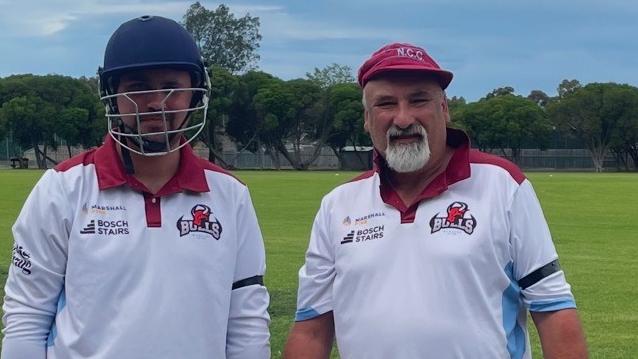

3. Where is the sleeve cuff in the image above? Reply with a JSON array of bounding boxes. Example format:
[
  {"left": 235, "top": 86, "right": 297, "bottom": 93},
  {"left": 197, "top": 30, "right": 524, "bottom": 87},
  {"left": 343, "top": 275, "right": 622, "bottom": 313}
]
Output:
[
  {"left": 528, "top": 298, "right": 576, "bottom": 312},
  {"left": 295, "top": 303, "right": 332, "bottom": 321}
]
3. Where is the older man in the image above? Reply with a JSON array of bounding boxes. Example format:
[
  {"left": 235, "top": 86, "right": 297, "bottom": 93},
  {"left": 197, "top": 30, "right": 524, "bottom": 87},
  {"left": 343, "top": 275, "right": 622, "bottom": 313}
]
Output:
[{"left": 284, "top": 43, "right": 587, "bottom": 359}]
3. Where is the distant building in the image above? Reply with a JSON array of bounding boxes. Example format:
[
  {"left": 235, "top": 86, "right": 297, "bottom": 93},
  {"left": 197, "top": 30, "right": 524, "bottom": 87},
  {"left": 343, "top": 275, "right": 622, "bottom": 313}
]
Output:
[{"left": 340, "top": 146, "right": 373, "bottom": 171}]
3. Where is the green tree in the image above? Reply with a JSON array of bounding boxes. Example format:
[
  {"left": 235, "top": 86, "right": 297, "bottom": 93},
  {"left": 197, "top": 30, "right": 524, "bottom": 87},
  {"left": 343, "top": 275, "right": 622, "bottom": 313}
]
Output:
[
  {"left": 283, "top": 79, "right": 324, "bottom": 169},
  {"left": 0, "top": 105, "right": 7, "bottom": 140},
  {"left": 527, "top": 90, "right": 551, "bottom": 108},
  {"left": 324, "top": 83, "right": 367, "bottom": 168},
  {"left": 228, "top": 72, "right": 340, "bottom": 170},
  {"left": 57, "top": 107, "right": 90, "bottom": 157},
  {"left": 548, "top": 83, "right": 634, "bottom": 172},
  {"left": 0, "top": 96, "right": 48, "bottom": 168},
  {"left": 0, "top": 74, "right": 102, "bottom": 167},
  {"left": 448, "top": 95, "right": 467, "bottom": 131},
  {"left": 227, "top": 71, "right": 279, "bottom": 166},
  {"left": 606, "top": 86, "right": 638, "bottom": 170},
  {"left": 183, "top": 2, "right": 261, "bottom": 73},
  {"left": 193, "top": 65, "right": 239, "bottom": 167},
  {"left": 456, "top": 94, "right": 551, "bottom": 163},
  {"left": 252, "top": 78, "right": 294, "bottom": 168},
  {"left": 485, "top": 86, "right": 515, "bottom": 99},
  {"left": 306, "top": 63, "right": 355, "bottom": 88},
  {"left": 251, "top": 79, "right": 325, "bottom": 170},
  {"left": 35, "top": 75, "right": 103, "bottom": 160},
  {"left": 557, "top": 79, "right": 582, "bottom": 98},
  {"left": 610, "top": 115, "right": 638, "bottom": 171}
]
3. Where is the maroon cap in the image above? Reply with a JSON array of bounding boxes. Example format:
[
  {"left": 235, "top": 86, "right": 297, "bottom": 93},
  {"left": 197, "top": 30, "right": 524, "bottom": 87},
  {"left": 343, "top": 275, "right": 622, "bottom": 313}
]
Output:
[{"left": 357, "top": 42, "right": 453, "bottom": 89}]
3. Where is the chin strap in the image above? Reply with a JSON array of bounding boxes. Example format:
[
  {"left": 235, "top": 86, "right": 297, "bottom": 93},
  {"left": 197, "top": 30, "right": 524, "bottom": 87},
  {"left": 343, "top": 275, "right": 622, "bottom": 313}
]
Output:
[
  {"left": 121, "top": 144, "right": 135, "bottom": 175},
  {"left": 117, "top": 121, "right": 136, "bottom": 175}
]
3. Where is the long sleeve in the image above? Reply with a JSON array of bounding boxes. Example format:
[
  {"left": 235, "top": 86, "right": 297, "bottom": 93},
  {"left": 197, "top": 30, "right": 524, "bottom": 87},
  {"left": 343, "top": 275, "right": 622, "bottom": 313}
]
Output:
[
  {"left": 226, "top": 186, "right": 270, "bottom": 359},
  {"left": 2, "top": 170, "right": 70, "bottom": 359}
]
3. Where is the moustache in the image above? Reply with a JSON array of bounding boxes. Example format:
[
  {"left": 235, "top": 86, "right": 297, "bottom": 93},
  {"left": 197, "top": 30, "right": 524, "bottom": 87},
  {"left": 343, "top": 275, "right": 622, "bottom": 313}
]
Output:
[{"left": 387, "top": 124, "right": 426, "bottom": 141}]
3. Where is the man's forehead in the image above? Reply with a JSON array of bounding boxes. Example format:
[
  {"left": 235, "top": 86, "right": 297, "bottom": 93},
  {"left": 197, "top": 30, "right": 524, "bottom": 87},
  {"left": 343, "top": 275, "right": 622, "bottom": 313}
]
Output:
[
  {"left": 365, "top": 76, "right": 442, "bottom": 98},
  {"left": 367, "top": 71, "right": 441, "bottom": 86},
  {"left": 119, "top": 68, "right": 190, "bottom": 83}
]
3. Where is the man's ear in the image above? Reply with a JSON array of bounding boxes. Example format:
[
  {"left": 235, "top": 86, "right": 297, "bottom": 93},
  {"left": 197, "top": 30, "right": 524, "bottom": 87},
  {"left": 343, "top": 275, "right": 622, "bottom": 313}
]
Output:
[
  {"left": 442, "top": 94, "right": 451, "bottom": 123},
  {"left": 363, "top": 109, "right": 370, "bottom": 133}
]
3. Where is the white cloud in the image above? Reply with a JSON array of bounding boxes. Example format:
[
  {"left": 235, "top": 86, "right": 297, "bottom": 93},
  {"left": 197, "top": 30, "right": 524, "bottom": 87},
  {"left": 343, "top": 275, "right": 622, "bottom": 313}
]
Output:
[
  {"left": 0, "top": 1, "right": 283, "bottom": 37},
  {"left": 0, "top": 0, "right": 431, "bottom": 41},
  {"left": 21, "top": 14, "right": 77, "bottom": 36}
]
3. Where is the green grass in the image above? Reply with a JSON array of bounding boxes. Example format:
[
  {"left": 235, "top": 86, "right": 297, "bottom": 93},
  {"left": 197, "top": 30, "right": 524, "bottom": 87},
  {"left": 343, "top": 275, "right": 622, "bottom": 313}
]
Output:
[{"left": 0, "top": 170, "right": 636, "bottom": 358}]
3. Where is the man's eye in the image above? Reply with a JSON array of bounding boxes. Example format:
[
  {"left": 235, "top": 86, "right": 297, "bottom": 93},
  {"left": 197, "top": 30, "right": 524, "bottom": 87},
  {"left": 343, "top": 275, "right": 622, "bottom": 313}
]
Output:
[
  {"left": 126, "top": 84, "right": 148, "bottom": 92},
  {"left": 376, "top": 102, "right": 395, "bottom": 107}
]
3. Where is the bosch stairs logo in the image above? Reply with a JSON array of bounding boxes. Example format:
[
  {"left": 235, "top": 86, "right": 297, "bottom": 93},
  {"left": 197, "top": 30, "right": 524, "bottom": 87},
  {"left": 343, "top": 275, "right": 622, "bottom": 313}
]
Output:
[
  {"left": 80, "top": 219, "right": 129, "bottom": 236},
  {"left": 341, "top": 230, "right": 355, "bottom": 244},
  {"left": 429, "top": 201, "right": 477, "bottom": 235},
  {"left": 81, "top": 220, "right": 96, "bottom": 234},
  {"left": 177, "top": 204, "right": 223, "bottom": 239},
  {"left": 340, "top": 226, "right": 385, "bottom": 244}
]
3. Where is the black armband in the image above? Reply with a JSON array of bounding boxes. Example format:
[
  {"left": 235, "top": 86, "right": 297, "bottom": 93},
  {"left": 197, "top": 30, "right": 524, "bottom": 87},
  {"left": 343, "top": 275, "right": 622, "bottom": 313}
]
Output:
[
  {"left": 232, "top": 275, "right": 264, "bottom": 290},
  {"left": 518, "top": 260, "right": 561, "bottom": 290}
]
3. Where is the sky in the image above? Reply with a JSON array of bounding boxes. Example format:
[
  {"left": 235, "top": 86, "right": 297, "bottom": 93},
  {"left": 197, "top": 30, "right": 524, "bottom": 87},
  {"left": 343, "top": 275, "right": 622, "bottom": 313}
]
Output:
[{"left": 0, "top": 0, "right": 636, "bottom": 101}]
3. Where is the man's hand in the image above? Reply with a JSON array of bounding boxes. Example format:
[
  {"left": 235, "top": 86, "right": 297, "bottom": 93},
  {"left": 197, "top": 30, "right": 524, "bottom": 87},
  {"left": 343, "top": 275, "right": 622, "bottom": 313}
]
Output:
[
  {"left": 531, "top": 309, "right": 588, "bottom": 359},
  {"left": 283, "top": 311, "right": 335, "bottom": 359}
]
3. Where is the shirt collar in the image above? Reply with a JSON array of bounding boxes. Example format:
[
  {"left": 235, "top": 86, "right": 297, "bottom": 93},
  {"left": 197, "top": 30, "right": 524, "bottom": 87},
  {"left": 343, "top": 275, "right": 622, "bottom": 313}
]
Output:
[
  {"left": 94, "top": 135, "right": 210, "bottom": 194},
  {"left": 375, "top": 127, "right": 471, "bottom": 212}
]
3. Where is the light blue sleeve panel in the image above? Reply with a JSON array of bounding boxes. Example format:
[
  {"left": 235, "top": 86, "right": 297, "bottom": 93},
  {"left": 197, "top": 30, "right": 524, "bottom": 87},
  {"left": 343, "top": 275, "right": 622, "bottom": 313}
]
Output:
[{"left": 295, "top": 197, "right": 335, "bottom": 321}]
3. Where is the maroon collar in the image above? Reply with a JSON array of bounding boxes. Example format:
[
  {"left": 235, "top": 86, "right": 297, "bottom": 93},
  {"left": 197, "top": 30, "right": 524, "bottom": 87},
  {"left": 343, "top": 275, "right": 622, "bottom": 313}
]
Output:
[
  {"left": 375, "top": 127, "right": 471, "bottom": 219},
  {"left": 94, "top": 135, "right": 209, "bottom": 195}
]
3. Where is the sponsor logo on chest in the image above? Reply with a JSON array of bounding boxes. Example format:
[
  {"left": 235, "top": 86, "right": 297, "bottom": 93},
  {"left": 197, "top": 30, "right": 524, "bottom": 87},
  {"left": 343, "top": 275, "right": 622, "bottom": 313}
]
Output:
[
  {"left": 343, "top": 212, "right": 386, "bottom": 227},
  {"left": 79, "top": 203, "right": 130, "bottom": 237},
  {"left": 82, "top": 203, "right": 127, "bottom": 216},
  {"left": 341, "top": 225, "right": 385, "bottom": 244},
  {"left": 80, "top": 219, "right": 130, "bottom": 236},
  {"left": 341, "top": 212, "right": 386, "bottom": 245},
  {"left": 429, "top": 201, "right": 477, "bottom": 235}
]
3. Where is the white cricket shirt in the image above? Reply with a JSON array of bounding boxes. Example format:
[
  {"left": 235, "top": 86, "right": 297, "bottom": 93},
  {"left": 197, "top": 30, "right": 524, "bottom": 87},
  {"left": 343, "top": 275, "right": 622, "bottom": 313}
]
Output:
[
  {"left": 296, "top": 128, "right": 576, "bottom": 359},
  {"left": 2, "top": 136, "right": 270, "bottom": 359}
]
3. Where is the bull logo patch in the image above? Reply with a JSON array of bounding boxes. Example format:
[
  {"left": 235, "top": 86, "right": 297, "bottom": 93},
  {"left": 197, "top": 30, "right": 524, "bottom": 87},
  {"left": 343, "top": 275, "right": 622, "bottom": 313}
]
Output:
[
  {"left": 177, "top": 204, "right": 223, "bottom": 239},
  {"left": 429, "top": 201, "right": 476, "bottom": 235}
]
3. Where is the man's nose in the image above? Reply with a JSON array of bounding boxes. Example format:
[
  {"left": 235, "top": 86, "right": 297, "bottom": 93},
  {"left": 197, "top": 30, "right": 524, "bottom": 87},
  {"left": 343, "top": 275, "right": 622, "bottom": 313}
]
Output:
[
  {"left": 393, "top": 102, "right": 416, "bottom": 129},
  {"left": 145, "top": 90, "right": 167, "bottom": 111}
]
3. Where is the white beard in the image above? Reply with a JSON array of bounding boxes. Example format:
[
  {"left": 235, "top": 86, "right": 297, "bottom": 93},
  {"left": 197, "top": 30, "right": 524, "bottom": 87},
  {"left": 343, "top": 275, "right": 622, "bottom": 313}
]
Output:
[{"left": 384, "top": 124, "right": 431, "bottom": 173}]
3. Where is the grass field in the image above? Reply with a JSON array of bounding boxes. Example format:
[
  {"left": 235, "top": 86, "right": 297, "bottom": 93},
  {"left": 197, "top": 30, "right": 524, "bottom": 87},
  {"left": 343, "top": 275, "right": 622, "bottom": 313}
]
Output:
[{"left": 0, "top": 169, "right": 637, "bottom": 358}]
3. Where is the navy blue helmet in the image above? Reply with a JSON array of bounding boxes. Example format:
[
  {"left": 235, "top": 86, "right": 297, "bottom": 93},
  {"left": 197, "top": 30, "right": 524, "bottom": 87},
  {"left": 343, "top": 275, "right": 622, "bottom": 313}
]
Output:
[{"left": 98, "top": 15, "right": 210, "bottom": 156}]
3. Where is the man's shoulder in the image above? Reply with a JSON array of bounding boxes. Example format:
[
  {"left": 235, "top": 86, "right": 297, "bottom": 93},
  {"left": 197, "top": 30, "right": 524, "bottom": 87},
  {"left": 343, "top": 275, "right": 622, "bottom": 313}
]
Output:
[
  {"left": 197, "top": 158, "right": 246, "bottom": 187},
  {"left": 468, "top": 150, "right": 526, "bottom": 185},
  {"left": 54, "top": 147, "right": 100, "bottom": 173},
  {"left": 320, "top": 170, "right": 378, "bottom": 205},
  {"left": 348, "top": 169, "right": 377, "bottom": 183}
]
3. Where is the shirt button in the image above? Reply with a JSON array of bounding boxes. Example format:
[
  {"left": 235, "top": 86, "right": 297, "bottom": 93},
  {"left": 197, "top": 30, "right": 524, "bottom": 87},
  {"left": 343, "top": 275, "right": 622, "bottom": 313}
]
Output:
[{"left": 151, "top": 198, "right": 157, "bottom": 203}]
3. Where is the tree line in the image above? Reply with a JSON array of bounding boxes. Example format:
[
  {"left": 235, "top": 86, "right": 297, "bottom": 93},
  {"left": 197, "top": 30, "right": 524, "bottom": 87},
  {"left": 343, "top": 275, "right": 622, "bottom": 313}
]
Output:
[
  {"left": 1, "top": 2, "right": 637, "bottom": 171},
  {"left": 452, "top": 81, "right": 638, "bottom": 172}
]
